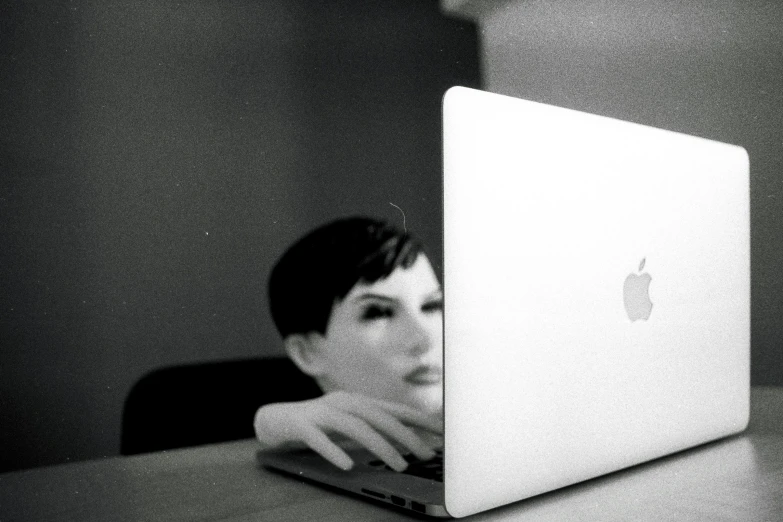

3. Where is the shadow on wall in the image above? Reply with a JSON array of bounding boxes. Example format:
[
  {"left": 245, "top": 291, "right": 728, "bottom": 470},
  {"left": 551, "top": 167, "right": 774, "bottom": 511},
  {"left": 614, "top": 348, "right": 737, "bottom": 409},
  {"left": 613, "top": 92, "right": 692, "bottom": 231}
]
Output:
[{"left": 0, "top": 0, "right": 481, "bottom": 472}]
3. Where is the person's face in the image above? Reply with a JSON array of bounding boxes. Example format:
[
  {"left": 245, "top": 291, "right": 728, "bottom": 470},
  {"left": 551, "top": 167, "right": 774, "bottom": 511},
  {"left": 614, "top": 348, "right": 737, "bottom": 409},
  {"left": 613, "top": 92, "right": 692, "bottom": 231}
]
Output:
[{"left": 311, "top": 254, "right": 443, "bottom": 414}]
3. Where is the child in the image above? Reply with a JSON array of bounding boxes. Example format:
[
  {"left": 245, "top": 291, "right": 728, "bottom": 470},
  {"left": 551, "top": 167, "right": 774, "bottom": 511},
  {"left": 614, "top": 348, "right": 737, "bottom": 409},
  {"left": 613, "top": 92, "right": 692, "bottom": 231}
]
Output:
[{"left": 254, "top": 217, "right": 443, "bottom": 472}]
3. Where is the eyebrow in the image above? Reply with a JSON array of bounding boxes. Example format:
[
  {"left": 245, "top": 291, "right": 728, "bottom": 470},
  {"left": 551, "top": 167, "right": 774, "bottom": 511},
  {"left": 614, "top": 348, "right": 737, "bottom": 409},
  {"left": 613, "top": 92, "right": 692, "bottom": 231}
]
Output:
[
  {"left": 352, "top": 293, "right": 396, "bottom": 303},
  {"left": 352, "top": 290, "right": 443, "bottom": 303}
]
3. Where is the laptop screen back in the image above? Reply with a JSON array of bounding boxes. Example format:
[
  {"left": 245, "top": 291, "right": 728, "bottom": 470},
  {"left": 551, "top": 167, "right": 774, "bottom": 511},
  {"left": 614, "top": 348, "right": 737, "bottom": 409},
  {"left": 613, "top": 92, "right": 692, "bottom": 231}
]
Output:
[{"left": 442, "top": 87, "right": 750, "bottom": 518}]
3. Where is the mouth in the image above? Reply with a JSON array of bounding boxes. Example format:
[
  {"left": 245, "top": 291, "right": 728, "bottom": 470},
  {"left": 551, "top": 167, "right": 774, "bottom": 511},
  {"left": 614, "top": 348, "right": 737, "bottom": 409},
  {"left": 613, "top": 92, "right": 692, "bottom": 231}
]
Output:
[{"left": 404, "top": 365, "right": 443, "bottom": 385}]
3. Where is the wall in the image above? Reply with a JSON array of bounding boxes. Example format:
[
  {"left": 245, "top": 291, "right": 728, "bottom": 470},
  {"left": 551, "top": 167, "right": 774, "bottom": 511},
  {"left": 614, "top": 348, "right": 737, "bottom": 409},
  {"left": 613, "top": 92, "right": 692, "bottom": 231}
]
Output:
[
  {"left": 0, "top": 0, "right": 480, "bottom": 471},
  {"left": 443, "top": 0, "right": 783, "bottom": 385}
]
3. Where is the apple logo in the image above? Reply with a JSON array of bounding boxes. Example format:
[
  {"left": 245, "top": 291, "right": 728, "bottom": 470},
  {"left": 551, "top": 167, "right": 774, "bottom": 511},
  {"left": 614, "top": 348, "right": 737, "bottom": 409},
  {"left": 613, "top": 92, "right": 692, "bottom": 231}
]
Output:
[{"left": 623, "top": 258, "right": 653, "bottom": 322}]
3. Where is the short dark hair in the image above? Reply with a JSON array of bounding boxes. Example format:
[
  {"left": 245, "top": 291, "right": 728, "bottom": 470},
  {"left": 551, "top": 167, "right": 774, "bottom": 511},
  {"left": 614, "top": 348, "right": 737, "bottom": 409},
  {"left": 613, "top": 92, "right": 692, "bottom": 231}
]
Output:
[{"left": 268, "top": 216, "right": 425, "bottom": 337}]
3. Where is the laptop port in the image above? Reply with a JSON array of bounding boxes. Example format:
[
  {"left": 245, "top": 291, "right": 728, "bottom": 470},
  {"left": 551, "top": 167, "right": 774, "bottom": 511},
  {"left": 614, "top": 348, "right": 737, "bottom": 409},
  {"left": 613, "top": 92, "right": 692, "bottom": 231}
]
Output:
[
  {"left": 360, "top": 488, "right": 386, "bottom": 499},
  {"left": 390, "top": 495, "right": 406, "bottom": 506},
  {"left": 411, "top": 501, "right": 426, "bottom": 513}
]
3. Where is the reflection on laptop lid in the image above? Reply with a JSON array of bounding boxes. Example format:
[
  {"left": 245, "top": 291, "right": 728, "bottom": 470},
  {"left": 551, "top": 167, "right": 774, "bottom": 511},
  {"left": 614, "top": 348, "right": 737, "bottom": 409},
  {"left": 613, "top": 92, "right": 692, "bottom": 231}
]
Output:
[{"left": 258, "top": 86, "right": 750, "bottom": 518}]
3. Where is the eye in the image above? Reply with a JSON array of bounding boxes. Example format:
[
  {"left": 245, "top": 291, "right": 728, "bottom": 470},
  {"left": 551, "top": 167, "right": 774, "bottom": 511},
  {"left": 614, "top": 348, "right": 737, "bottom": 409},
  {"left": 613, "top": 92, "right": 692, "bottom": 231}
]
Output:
[
  {"left": 361, "top": 304, "right": 395, "bottom": 321},
  {"left": 422, "top": 297, "right": 443, "bottom": 314}
]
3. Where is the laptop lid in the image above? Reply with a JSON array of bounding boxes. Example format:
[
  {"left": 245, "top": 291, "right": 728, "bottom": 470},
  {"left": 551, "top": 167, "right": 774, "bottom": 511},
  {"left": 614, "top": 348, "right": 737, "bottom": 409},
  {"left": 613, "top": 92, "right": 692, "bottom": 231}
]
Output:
[{"left": 442, "top": 87, "right": 750, "bottom": 517}]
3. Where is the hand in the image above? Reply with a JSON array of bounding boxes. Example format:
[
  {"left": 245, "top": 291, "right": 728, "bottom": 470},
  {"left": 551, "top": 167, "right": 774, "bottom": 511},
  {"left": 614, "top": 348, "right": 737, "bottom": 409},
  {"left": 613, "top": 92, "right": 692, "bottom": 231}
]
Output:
[{"left": 254, "top": 391, "right": 443, "bottom": 472}]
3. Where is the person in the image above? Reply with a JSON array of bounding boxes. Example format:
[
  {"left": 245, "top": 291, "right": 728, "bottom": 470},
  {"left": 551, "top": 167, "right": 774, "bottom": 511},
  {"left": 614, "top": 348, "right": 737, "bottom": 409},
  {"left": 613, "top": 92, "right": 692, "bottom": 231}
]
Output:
[{"left": 254, "top": 216, "right": 443, "bottom": 472}]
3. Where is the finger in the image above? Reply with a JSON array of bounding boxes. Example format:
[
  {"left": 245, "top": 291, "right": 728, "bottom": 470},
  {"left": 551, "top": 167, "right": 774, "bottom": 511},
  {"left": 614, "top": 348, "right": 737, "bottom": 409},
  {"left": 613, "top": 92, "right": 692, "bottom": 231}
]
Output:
[
  {"left": 376, "top": 422, "right": 437, "bottom": 462},
  {"left": 334, "top": 402, "right": 437, "bottom": 461},
  {"left": 300, "top": 427, "right": 355, "bottom": 471},
  {"left": 413, "top": 429, "right": 444, "bottom": 451},
  {"left": 319, "top": 412, "right": 409, "bottom": 472},
  {"left": 327, "top": 393, "right": 443, "bottom": 434},
  {"left": 375, "top": 400, "right": 443, "bottom": 434}
]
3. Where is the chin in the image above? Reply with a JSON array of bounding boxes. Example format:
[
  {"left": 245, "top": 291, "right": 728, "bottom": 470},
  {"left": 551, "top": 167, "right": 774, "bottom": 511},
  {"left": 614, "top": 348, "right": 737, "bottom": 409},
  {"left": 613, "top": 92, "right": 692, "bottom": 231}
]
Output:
[{"left": 406, "top": 387, "right": 443, "bottom": 415}]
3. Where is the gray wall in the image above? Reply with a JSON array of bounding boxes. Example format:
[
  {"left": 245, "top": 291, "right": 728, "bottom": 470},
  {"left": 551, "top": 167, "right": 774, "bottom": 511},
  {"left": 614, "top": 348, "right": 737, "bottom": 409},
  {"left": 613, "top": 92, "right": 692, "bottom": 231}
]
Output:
[
  {"left": 0, "top": 0, "right": 480, "bottom": 471},
  {"left": 444, "top": 0, "right": 783, "bottom": 385}
]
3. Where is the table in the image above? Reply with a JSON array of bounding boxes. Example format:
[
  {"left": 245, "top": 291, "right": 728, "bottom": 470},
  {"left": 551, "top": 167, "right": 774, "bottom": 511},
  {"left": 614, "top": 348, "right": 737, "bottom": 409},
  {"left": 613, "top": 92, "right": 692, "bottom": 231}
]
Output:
[{"left": 1, "top": 387, "right": 781, "bottom": 521}]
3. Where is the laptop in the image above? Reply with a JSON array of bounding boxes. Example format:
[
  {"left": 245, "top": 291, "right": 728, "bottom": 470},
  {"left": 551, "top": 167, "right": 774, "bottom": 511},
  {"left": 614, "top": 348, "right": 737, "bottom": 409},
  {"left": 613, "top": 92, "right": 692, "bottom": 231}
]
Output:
[{"left": 257, "top": 86, "right": 750, "bottom": 518}]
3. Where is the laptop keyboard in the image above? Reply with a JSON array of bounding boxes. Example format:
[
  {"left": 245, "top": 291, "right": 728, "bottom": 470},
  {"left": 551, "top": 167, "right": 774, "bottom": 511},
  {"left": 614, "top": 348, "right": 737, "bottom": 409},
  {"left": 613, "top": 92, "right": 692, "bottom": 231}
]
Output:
[{"left": 366, "top": 449, "right": 444, "bottom": 482}]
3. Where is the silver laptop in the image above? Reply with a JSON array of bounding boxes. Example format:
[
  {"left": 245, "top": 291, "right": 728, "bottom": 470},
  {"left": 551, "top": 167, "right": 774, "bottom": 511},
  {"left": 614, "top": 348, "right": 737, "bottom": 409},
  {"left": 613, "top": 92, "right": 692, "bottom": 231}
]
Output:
[{"left": 258, "top": 86, "right": 750, "bottom": 518}]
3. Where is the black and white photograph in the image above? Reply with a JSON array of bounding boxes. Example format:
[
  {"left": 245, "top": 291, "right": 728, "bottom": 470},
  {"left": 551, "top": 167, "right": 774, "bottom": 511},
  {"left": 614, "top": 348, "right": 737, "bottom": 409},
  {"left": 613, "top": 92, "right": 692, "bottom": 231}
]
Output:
[{"left": 1, "top": 1, "right": 782, "bottom": 520}]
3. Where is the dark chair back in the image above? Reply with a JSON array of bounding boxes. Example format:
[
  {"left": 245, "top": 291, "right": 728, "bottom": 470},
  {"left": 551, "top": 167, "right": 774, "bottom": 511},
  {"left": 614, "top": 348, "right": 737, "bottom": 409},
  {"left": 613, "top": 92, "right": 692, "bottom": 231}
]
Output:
[{"left": 121, "top": 357, "right": 321, "bottom": 455}]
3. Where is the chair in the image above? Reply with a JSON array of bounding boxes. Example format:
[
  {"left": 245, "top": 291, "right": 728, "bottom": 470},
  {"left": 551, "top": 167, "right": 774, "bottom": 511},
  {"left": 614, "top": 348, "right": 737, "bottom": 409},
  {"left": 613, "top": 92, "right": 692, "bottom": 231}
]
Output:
[{"left": 121, "top": 357, "right": 322, "bottom": 455}]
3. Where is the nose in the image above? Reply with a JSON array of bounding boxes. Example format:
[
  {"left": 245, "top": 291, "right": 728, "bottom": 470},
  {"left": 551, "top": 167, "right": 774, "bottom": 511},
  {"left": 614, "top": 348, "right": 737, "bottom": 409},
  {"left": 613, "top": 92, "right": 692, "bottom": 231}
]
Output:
[{"left": 403, "top": 310, "right": 442, "bottom": 358}]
